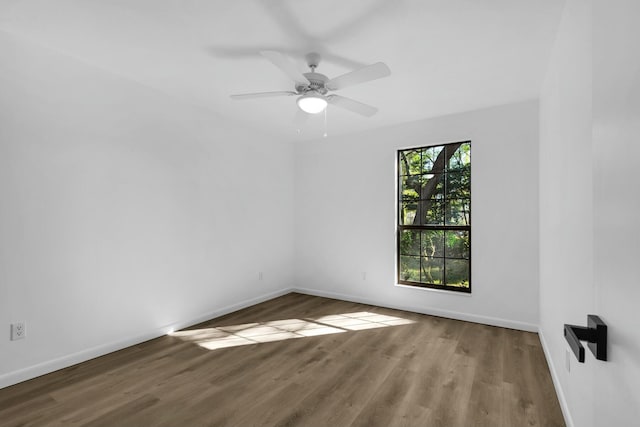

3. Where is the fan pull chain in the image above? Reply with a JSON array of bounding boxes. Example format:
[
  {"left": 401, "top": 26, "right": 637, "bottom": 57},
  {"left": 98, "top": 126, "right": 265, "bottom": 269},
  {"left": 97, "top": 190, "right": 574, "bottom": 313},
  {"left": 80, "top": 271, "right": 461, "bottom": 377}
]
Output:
[{"left": 323, "top": 107, "right": 328, "bottom": 138}]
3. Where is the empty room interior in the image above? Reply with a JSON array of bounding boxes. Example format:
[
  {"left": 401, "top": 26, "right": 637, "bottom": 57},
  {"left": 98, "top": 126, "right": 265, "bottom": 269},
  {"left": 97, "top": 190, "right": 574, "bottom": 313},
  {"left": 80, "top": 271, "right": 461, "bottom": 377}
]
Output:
[{"left": 1, "top": 1, "right": 639, "bottom": 426}]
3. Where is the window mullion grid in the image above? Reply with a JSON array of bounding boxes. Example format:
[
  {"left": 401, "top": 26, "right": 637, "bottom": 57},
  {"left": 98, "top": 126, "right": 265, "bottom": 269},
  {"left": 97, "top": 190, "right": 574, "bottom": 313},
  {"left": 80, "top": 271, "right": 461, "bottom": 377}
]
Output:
[
  {"left": 443, "top": 165, "right": 448, "bottom": 285},
  {"left": 397, "top": 142, "right": 470, "bottom": 292}
]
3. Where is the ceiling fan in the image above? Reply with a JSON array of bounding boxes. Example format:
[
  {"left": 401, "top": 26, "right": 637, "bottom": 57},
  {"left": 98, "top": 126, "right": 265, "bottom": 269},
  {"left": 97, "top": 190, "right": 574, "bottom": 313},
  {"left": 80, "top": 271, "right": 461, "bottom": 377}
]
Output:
[{"left": 230, "top": 51, "right": 391, "bottom": 117}]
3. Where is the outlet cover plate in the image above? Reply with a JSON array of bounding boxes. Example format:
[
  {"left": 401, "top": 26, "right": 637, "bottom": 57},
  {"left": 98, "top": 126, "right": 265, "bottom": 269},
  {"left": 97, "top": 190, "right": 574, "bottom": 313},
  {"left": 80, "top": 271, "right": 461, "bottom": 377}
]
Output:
[{"left": 11, "top": 322, "right": 25, "bottom": 340}]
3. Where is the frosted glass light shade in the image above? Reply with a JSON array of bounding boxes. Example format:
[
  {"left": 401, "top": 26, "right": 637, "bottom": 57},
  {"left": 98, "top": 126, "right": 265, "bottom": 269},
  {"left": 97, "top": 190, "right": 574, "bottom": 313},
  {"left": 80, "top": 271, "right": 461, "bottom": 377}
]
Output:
[{"left": 297, "top": 93, "right": 327, "bottom": 114}]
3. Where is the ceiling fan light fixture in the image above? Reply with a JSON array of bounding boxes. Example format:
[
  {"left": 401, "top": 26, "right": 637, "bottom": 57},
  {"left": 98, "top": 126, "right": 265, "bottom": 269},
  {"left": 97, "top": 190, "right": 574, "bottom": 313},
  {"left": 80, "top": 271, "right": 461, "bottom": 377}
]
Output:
[{"left": 297, "top": 92, "right": 328, "bottom": 114}]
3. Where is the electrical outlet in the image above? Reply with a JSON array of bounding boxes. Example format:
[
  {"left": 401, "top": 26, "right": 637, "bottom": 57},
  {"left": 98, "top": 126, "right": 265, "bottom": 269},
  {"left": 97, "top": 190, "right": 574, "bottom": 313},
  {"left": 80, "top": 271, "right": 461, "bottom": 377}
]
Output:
[
  {"left": 11, "top": 322, "right": 25, "bottom": 341},
  {"left": 258, "top": 272, "right": 263, "bottom": 280}
]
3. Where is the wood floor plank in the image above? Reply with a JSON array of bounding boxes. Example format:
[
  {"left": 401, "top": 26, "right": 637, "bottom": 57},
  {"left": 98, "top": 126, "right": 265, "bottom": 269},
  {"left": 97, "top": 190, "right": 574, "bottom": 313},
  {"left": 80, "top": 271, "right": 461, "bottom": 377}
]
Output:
[
  {"left": 239, "top": 330, "right": 386, "bottom": 426},
  {"left": 0, "top": 293, "right": 565, "bottom": 426}
]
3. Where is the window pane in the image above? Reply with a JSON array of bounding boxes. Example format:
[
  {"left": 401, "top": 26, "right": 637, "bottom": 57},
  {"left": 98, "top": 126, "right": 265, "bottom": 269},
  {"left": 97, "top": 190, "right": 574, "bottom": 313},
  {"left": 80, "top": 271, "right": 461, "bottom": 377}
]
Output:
[
  {"left": 421, "top": 257, "right": 443, "bottom": 284},
  {"left": 420, "top": 173, "right": 445, "bottom": 200},
  {"left": 446, "top": 171, "right": 471, "bottom": 199},
  {"left": 399, "top": 149, "right": 422, "bottom": 175},
  {"left": 400, "top": 175, "right": 421, "bottom": 201},
  {"left": 401, "top": 188, "right": 420, "bottom": 202},
  {"left": 445, "top": 259, "right": 470, "bottom": 287},
  {"left": 415, "top": 200, "right": 444, "bottom": 225},
  {"left": 399, "top": 230, "right": 421, "bottom": 256},
  {"left": 447, "top": 142, "right": 471, "bottom": 170},
  {"left": 399, "top": 256, "right": 420, "bottom": 281},
  {"left": 445, "top": 231, "right": 470, "bottom": 259},
  {"left": 422, "top": 146, "right": 444, "bottom": 173},
  {"left": 422, "top": 230, "right": 444, "bottom": 257},
  {"left": 445, "top": 199, "right": 471, "bottom": 226},
  {"left": 402, "top": 174, "right": 444, "bottom": 201},
  {"left": 399, "top": 201, "right": 417, "bottom": 225}
]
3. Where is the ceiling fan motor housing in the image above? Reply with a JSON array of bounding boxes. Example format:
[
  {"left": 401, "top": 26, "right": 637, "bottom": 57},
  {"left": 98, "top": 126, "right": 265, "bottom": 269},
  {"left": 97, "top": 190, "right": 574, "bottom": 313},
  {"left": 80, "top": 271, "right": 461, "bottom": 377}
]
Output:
[{"left": 297, "top": 72, "right": 329, "bottom": 95}]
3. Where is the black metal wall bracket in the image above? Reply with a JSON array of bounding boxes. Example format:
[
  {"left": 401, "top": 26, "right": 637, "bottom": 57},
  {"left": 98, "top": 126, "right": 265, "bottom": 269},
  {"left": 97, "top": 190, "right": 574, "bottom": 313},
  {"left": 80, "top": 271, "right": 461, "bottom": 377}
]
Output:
[{"left": 564, "top": 315, "right": 607, "bottom": 363}]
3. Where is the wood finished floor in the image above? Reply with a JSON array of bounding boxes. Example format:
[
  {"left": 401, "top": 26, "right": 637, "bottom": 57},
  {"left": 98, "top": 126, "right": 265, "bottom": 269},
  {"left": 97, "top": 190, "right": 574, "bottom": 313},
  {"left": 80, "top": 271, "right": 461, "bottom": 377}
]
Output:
[{"left": 0, "top": 293, "right": 564, "bottom": 426}]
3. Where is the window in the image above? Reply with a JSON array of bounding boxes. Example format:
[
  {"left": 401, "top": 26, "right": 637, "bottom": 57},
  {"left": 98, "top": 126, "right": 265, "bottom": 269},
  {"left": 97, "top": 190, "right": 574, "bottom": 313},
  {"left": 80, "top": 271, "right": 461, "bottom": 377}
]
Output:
[{"left": 397, "top": 141, "right": 471, "bottom": 292}]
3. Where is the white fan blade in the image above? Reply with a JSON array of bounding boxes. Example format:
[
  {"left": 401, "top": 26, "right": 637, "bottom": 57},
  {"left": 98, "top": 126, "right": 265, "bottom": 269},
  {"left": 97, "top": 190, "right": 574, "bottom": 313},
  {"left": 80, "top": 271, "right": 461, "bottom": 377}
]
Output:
[
  {"left": 260, "top": 50, "right": 310, "bottom": 86},
  {"left": 328, "top": 95, "right": 378, "bottom": 117},
  {"left": 326, "top": 62, "right": 391, "bottom": 90},
  {"left": 230, "top": 91, "right": 297, "bottom": 100}
]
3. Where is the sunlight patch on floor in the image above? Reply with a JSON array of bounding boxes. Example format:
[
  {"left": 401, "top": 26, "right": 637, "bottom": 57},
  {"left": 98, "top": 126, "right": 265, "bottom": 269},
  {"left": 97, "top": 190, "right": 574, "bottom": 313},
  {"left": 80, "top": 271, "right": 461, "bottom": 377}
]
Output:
[{"left": 169, "top": 312, "right": 415, "bottom": 350}]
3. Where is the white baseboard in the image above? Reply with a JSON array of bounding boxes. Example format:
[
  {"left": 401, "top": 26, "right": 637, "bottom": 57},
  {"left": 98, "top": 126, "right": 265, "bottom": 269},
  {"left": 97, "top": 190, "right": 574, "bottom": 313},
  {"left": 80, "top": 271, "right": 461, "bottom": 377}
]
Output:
[
  {"left": 0, "top": 287, "right": 293, "bottom": 390},
  {"left": 292, "top": 287, "right": 538, "bottom": 332},
  {"left": 538, "top": 329, "right": 573, "bottom": 427}
]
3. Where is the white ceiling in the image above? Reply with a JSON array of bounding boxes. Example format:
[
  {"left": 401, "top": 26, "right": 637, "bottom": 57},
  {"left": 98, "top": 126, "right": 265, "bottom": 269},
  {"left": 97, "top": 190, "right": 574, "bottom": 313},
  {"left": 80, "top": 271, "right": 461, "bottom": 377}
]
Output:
[{"left": 0, "top": 0, "right": 564, "bottom": 141}]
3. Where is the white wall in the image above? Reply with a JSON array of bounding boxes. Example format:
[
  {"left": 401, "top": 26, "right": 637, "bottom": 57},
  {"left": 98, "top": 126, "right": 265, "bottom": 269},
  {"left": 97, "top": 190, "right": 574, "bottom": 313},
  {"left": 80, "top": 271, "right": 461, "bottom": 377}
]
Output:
[
  {"left": 539, "top": 0, "right": 640, "bottom": 426},
  {"left": 538, "top": 1, "right": 594, "bottom": 425},
  {"left": 592, "top": 0, "right": 640, "bottom": 424},
  {"left": 0, "top": 32, "right": 294, "bottom": 387},
  {"left": 294, "top": 100, "right": 540, "bottom": 330}
]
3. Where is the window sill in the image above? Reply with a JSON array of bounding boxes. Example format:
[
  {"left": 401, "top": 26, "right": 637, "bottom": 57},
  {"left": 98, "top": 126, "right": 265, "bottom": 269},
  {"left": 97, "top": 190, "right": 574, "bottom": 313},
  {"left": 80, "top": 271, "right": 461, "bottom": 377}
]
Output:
[{"left": 394, "top": 283, "right": 472, "bottom": 296}]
